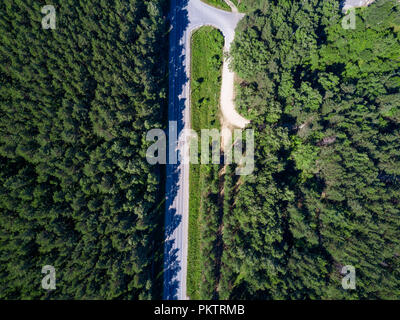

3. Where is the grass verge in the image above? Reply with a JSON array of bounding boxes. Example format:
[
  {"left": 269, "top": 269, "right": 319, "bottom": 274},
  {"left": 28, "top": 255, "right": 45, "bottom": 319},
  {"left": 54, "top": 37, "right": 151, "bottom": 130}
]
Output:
[{"left": 187, "top": 26, "right": 224, "bottom": 299}]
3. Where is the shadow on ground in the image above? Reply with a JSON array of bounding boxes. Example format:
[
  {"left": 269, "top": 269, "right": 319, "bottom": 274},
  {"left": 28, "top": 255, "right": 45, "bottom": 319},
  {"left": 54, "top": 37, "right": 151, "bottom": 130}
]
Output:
[{"left": 163, "top": 0, "right": 190, "bottom": 300}]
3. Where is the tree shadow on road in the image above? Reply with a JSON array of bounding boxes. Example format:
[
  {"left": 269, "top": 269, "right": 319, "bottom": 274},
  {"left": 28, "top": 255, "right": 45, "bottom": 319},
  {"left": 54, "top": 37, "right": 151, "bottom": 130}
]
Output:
[{"left": 163, "top": 0, "right": 190, "bottom": 300}]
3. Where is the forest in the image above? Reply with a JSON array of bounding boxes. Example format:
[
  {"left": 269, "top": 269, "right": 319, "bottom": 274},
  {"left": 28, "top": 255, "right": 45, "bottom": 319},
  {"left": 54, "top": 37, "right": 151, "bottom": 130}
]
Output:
[
  {"left": 202, "top": 0, "right": 232, "bottom": 11},
  {"left": 0, "top": 0, "right": 168, "bottom": 299},
  {"left": 1, "top": 0, "right": 399, "bottom": 301},
  {"left": 191, "top": 0, "right": 400, "bottom": 299}
]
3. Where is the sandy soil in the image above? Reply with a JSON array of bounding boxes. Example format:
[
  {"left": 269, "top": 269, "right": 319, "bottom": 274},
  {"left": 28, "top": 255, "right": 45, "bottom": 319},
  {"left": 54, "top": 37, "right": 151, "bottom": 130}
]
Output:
[{"left": 219, "top": 50, "right": 250, "bottom": 150}]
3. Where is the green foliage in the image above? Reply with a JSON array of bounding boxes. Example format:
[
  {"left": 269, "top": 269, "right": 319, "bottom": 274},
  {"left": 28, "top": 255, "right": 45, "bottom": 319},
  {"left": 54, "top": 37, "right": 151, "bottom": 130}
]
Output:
[
  {"left": 0, "top": 0, "right": 168, "bottom": 299},
  {"left": 218, "top": 0, "right": 400, "bottom": 299},
  {"left": 191, "top": 27, "right": 224, "bottom": 132},
  {"left": 201, "top": 0, "right": 231, "bottom": 11},
  {"left": 188, "top": 27, "right": 224, "bottom": 299},
  {"left": 290, "top": 137, "right": 319, "bottom": 182}
]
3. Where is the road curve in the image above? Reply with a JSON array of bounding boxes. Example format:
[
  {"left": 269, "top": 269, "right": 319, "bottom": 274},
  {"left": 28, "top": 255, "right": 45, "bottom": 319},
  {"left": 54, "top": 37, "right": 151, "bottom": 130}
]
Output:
[{"left": 164, "top": 0, "right": 246, "bottom": 300}]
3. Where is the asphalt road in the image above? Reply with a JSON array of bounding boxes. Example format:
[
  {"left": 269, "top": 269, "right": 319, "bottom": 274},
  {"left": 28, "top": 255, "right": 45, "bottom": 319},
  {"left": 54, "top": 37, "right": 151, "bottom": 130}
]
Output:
[{"left": 163, "top": 0, "right": 244, "bottom": 300}]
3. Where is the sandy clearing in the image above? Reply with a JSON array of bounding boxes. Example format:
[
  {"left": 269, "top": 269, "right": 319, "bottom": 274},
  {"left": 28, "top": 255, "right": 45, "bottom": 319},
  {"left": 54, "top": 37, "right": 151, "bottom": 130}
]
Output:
[
  {"left": 219, "top": 0, "right": 250, "bottom": 150},
  {"left": 219, "top": 46, "right": 250, "bottom": 150}
]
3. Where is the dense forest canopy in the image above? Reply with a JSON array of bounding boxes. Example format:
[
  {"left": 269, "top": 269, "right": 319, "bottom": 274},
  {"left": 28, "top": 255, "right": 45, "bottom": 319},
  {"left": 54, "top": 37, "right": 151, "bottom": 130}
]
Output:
[
  {"left": 1, "top": 0, "right": 399, "bottom": 301},
  {"left": 0, "top": 0, "right": 168, "bottom": 299},
  {"left": 215, "top": 0, "right": 400, "bottom": 299},
  {"left": 187, "top": 26, "right": 225, "bottom": 300}
]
